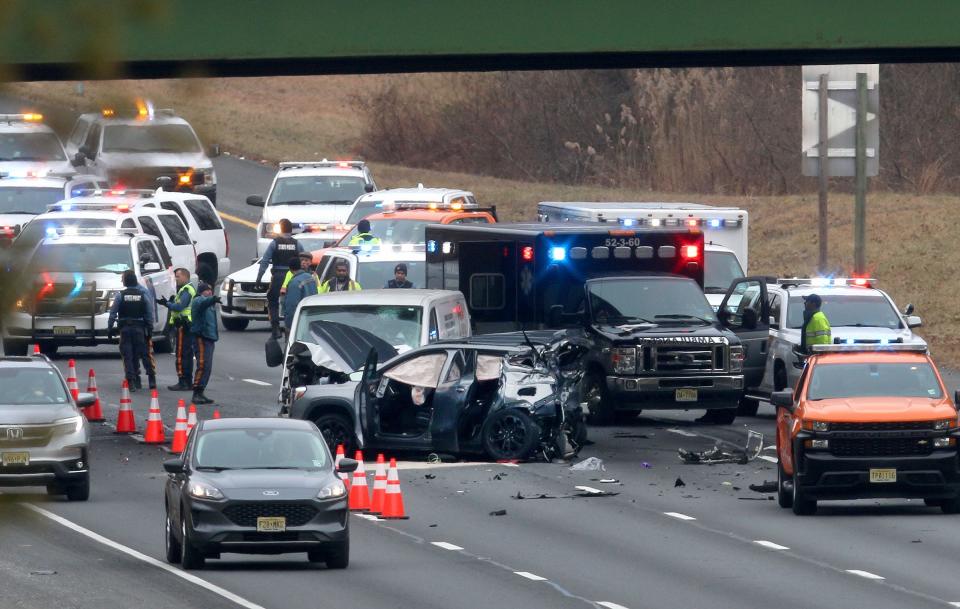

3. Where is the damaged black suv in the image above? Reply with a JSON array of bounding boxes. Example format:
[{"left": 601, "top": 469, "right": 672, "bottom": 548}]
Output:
[{"left": 279, "top": 324, "right": 589, "bottom": 462}]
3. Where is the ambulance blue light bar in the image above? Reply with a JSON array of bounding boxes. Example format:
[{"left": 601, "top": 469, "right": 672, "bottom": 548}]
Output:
[{"left": 549, "top": 247, "right": 567, "bottom": 262}]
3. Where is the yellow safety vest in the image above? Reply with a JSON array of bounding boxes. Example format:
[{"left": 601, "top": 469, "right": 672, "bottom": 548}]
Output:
[
  {"left": 169, "top": 283, "right": 196, "bottom": 324},
  {"left": 319, "top": 279, "right": 362, "bottom": 293},
  {"left": 805, "top": 311, "right": 832, "bottom": 348}
]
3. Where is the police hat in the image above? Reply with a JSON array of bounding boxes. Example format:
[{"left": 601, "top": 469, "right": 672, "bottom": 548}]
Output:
[
  {"left": 197, "top": 282, "right": 212, "bottom": 293},
  {"left": 803, "top": 293, "right": 822, "bottom": 306}
]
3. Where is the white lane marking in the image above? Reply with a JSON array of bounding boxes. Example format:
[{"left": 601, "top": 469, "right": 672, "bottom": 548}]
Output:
[
  {"left": 431, "top": 541, "right": 464, "bottom": 551},
  {"left": 22, "top": 504, "right": 266, "bottom": 609},
  {"left": 754, "top": 540, "right": 790, "bottom": 550},
  {"left": 664, "top": 512, "right": 696, "bottom": 521},
  {"left": 847, "top": 569, "right": 885, "bottom": 580},
  {"left": 514, "top": 571, "right": 547, "bottom": 581},
  {"left": 758, "top": 455, "right": 779, "bottom": 463},
  {"left": 574, "top": 486, "right": 604, "bottom": 494},
  {"left": 354, "top": 513, "right": 381, "bottom": 521},
  {"left": 948, "top": 603, "right": 960, "bottom": 607},
  {"left": 242, "top": 379, "right": 271, "bottom": 386},
  {"left": 667, "top": 428, "right": 698, "bottom": 437},
  {"left": 597, "top": 602, "right": 630, "bottom": 609}
]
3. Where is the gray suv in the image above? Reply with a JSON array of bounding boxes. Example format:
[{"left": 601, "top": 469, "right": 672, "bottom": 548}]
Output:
[{"left": 0, "top": 355, "right": 94, "bottom": 500}]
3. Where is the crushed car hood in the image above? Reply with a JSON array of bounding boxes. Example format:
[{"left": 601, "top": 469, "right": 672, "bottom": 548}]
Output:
[{"left": 296, "top": 320, "right": 398, "bottom": 373}]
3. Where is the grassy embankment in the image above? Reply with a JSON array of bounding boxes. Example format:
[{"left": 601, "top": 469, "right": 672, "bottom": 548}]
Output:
[{"left": 10, "top": 77, "right": 960, "bottom": 365}]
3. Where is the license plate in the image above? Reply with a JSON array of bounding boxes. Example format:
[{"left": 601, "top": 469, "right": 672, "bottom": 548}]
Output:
[
  {"left": 256, "top": 516, "right": 286, "bottom": 532},
  {"left": 2, "top": 452, "right": 29, "bottom": 466},
  {"left": 869, "top": 468, "right": 897, "bottom": 483},
  {"left": 53, "top": 326, "right": 76, "bottom": 336},
  {"left": 675, "top": 388, "right": 698, "bottom": 402},
  {"left": 246, "top": 301, "right": 266, "bottom": 313}
]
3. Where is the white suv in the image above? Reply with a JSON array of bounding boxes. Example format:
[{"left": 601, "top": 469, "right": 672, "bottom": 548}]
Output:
[
  {"left": 3, "top": 231, "right": 176, "bottom": 356},
  {"left": 0, "top": 113, "right": 76, "bottom": 178},
  {"left": 248, "top": 160, "right": 376, "bottom": 256},
  {"left": 0, "top": 173, "right": 108, "bottom": 244},
  {"left": 344, "top": 186, "right": 478, "bottom": 227}
]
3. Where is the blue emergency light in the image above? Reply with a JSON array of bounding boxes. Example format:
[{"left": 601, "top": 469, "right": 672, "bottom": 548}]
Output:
[
  {"left": 549, "top": 247, "right": 567, "bottom": 262},
  {"left": 427, "top": 239, "right": 438, "bottom": 253},
  {"left": 709, "top": 219, "right": 721, "bottom": 228},
  {"left": 621, "top": 218, "right": 635, "bottom": 227}
]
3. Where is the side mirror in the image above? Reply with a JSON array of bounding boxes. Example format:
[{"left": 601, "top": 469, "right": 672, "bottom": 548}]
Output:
[
  {"left": 162, "top": 458, "right": 184, "bottom": 474},
  {"left": 906, "top": 315, "right": 922, "bottom": 329},
  {"left": 547, "top": 304, "right": 564, "bottom": 328},
  {"left": 364, "top": 183, "right": 375, "bottom": 193},
  {"left": 904, "top": 303, "right": 915, "bottom": 316},
  {"left": 142, "top": 261, "right": 161, "bottom": 273},
  {"left": 71, "top": 152, "right": 85, "bottom": 167},
  {"left": 208, "top": 144, "right": 221, "bottom": 158},
  {"left": 336, "top": 457, "right": 358, "bottom": 474},
  {"left": 770, "top": 390, "right": 795, "bottom": 411},
  {"left": 75, "top": 391, "right": 96, "bottom": 408},
  {"left": 741, "top": 308, "right": 758, "bottom": 330},
  {"left": 265, "top": 336, "right": 285, "bottom": 368},
  {"left": 769, "top": 315, "right": 779, "bottom": 329},
  {"left": 717, "top": 308, "right": 730, "bottom": 325},
  {"left": 246, "top": 195, "right": 265, "bottom": 207},
  {"left": 155, "top": 176, "right": 173, "bottom": 189}
]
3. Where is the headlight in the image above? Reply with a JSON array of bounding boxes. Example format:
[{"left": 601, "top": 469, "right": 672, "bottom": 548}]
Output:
[
  {"left": 188, "top": 481, "right": 224, "bottom": 500},
  {"left": 933, "top": 419, "right": 955, "bottom": 431},
  {"left": 729, "top": 345, "right": 744, "bottom": 373},
  {"left": 805, "top": 439, "right": 829, "bottom": 449},
  {"left": 317, "top": 480, "right": 346, "bottom": 499},
  {"left": 934, "top": 437, "right": 954, "bottom": 448},
  {"left": 261, "top": 223, "right": 279, "bottom": 239},
  {"left": 611, "top": 347, "right": 636, "bottom": 374},
  {"left": 53, "top": 415, "right": 83, "bottom": 435},
  {"left": 802, "top": 420, "right": 830, "bottom": 432}
]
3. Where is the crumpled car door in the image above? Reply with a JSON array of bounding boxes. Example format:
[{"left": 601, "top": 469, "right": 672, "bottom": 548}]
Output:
[{"left": 429, "top": 350, "right": 476, "bottom": 454}]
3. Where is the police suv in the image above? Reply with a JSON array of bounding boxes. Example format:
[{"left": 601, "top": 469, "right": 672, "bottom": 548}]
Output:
[
  {"left": 425, "top": 223, "right": 746, "bottom": 424},
  {"left": 3, "top": 230, "right": 176, "bottom": 356},
  {"left": 717, "top": 276, "right": 925, "bottom": 415},
  {"left": 0, "top": 113, "right": 76, "bottom": 179},
  {"left": 248, "top": 160, "right": 377, "bottom": 256},
  {"left": 0, "top": 172, "right": 108, "bottom": 245},
  {"left": 345, "top": 186, "right": 479, "bottom": 228},
  {"left": 65, "top": 105, "right": 219, "bottom": 203}
]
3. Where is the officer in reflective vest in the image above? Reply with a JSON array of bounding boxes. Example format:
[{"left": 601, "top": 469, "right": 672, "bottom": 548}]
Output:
[
  {"left": 256, "top": 218, "right": 303, "bottom": 338},
  {"left": 347, "top": 219, "right": 382, "bottom": 248},
  {"left": 108, "top": 270, "right": 156, "bottom": 391},
  {"left": 319, "top": 259, "right": 362, "bottom": 293},
  {"left": 157, "top": 267, "right": 196, "bottom": 391},
  {"left": 801, "top": 293, "right": 832, "bottom": 353}
]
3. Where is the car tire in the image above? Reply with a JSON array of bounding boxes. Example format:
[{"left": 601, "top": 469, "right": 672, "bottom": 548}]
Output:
[
  {"left": 165, "top": 512, "right": 182, "bottom": 564},
  {"left": 222, "top": 317, "right": 249, "bottom": 331},
  {"left": 65, "top": 475, "right": 90, "bottom": 502},
  {"left": 791, "top": 471, "right": 817, "bottom": 515},
  {"left": 940, "top": 497, "right": 960, "bottom": 514},
  {"left": 3, "top": 340, "right": 27, "bottom": 356},
  {"left": 774, "top": 362, "right": 788, "bottom": 392},
  {"left": 324, "top": 538, "right": 350, "bottom": 570},
  {"left": 737, "top": 396, "right": 760, "bottom": 417},
  {"left": 482, "top": 409, "right": 541, "bottom": 461},
  {"left": 924, "top": 498, "right": 943, "bottom": 507},
  {"left": 314, "top": 413, "right": 356, "bottom": 455},
  {"left": 777, "top": 461, "right": 793, "bottom": 508},
  {"left": 703, "top": 407, "right": 737, "bottom": 425},
  {"left": 582, "top": 372, "right": 615, "bottom": 426},
  {"left": 45, "top": 483, "right": 63, "bottom": 496},
  {"left": 153, "top": 327, "right": 174, "bottom": 354},
  {"left": 197, "top": 263, "right": 216, "bottom": 286},
  {"left": 180, "top": 516, "right": 205, "bottom": 570}
]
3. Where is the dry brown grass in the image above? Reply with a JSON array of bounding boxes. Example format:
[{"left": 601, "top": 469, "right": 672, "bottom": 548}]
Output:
[{"left": 9, "top": 78, "right": 960, "bottom": 366}]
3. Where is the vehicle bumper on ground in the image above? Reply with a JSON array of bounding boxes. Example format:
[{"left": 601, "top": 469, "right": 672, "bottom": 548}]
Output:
[
  {"left": 186, "top": 497, "right": 349, "bottom": 555},
  {"left": 0, "top": 448, "right": 88, "bottom": 487},
  {"left": 795, "top": 440, "right": 960, "bottom": 500},
  {"left": 606, "top": 374, "right": 744, "bottom": 410}
]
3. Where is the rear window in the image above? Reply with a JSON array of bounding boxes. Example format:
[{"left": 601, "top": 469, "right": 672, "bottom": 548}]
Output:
[
  {"left": 158, "top": 215, "right": 191, "bottom": 246},
  {"left": 346, "top": 200, "right": 382, "bottom": 224},
  {"left": 807, "top": 362, "right": 943, "bottom": 400},
  {"left": 185, "top": 199, "right": 222, "bottom": 231},
  {"left": 160, "top": 201, "right": 189, "bottom": 227}
]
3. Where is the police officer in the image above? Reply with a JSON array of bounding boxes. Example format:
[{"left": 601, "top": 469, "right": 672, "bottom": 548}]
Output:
[
  {"left": 348, "top": 219, "right": 382, "bottom": 247},
  {"left": 281, "top": 251, "right": 321, "bottom": 293},
  {"left": 319, "top": 259, "right": 361, "bottom": 293},
  {"left": 190, "top": 282, "right": 220, "bottom": 405},
  {"left": 158, "top": 268, "right": 196, "bottom": 391},
  {"left": 801, "top": 293, "right": 832, "bottom": 353},
  {"left": 256, "top": 218, "right": 302, "bottom": 338},
  {"left": 283, "top": 257, "right": 319, "bottom": 335},
  {"left": 385, "top": 263, "right": 414, "bottom": 288},
  {"left": 108, "top": 270, "right": 156, "bottom": 392}
]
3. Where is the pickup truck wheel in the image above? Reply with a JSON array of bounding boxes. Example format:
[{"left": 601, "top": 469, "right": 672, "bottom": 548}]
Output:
[
  {"left": 940, "top": 497, "right": 960, "bottom": 514},
  {"left": 3, "top": 340, "right": 27, "bottom": 356},
  {"left": 774, "top": 363, "right": 788, "bottom": 392},
  {"left": 737, "top": 396, "right": 760, "bottom": 417},
  {"left": 314, "top": 413, "right": 355, "bottom": 455},
  {"left": 700, "top": 407, "right": 737, "bottom": 425},
  {"left": 482, "top": 409, "right": 540, "bottom": 461},
  {"left": 924, "top": 498, "right": 943, "bottom": 507},
  {"left": 222, "top": 317, "right": 249, "bottom": 331},
  {"left": 153, "top": 328, "right": 174, "bottom": 354},
  {"left": 791, "top": 472, "right": 817, "bottom": 515},
  {"left": 65, "top": 475, "right": 90, "bottom": 501},
  {"left": 777, "top": 461, "right": 793, "bottom": 508},
  {"left": 582, "top": 373, "right": 614, "bottom": 426}
]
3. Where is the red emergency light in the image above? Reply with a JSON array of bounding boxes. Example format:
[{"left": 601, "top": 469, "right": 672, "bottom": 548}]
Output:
[
  {"left": 521, "top": 246, "right": 534, "bottom": 261},
  {"left": 682, "top": 245, "right": 699, "bottom": 259}
]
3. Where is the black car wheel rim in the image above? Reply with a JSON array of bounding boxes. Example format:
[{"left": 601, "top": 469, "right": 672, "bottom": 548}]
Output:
[
  {"left": 489, "top": 414, "right": 528, "bottom": 455},
  {"left": 319, "top": 419, "right": 351, "bottom": 450}
]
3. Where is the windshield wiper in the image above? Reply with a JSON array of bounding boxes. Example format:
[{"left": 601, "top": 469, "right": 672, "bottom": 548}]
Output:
[
  {"left": 655, "top": 314, "right": 715, "bottom": 324},
  {"left": 238, "top": 466, "right": 302, "bottom": 470},
  {"left": 196, "top": 466, "right": 232, "bottom": 471},
  {"left": 320, "top": 200, "right": 354, "bottom": 205},
  {"left": 272, "top": 200, "right": 315, "bottom": 206}
]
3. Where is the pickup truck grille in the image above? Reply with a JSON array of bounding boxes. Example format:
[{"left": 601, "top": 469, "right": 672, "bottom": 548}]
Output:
[
  {"left": 830, "top": 421, "right": 933, "bottom": 432},
  {"left": 830, "top": 437, "right": 934, "bottom": 457},
  {"left": 239, "top": 282, "right": 268, "bottom": 294},
  {"left": 34, "top": 299, "right": 106, "bottom": 316},
  {"left": 642, "top": 346, "right": 726, "bottom": 373}
]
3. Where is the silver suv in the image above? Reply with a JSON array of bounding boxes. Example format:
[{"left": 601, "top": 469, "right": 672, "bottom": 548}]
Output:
[{"left": 0, "top": 354, "right": 94, "bottom": 500}]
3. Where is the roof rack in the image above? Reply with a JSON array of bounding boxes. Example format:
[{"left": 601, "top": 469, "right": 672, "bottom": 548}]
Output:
[
  {"left": 279, "top": 160, "right": 365, "bottom": 170},
  {"left": 811, "top": 344, "right": 927, "bottom": 353}
]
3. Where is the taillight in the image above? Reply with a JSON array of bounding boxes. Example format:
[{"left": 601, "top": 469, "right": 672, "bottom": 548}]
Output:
[
  {"left": 521, "top": 246, "right": 534, "bottom": 261},
  {"left": 682, "top": 245, "right": 699, "bottom": 259}
]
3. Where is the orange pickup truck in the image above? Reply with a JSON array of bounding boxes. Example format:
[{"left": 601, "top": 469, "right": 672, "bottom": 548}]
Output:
[{"left": 772, "top": 344, "right": 960, "bottom": 515}]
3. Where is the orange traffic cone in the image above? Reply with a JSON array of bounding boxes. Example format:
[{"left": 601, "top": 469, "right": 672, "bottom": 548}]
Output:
[
  {"left": 170, "top": 400, "right": 188, "bottom": 454},
  {"left": 115, "top": 379, "right": 136, "bottom": 434},
  {"left": 32, "top": 343, "right": 40, "bottom": 355},
  {"left": 370, "top": 454, "right": 388, "bottom": 514},
  {"left": 381, "top": 458, "right": 408, "bottom": 519},
  {"left": 66, "top": 359, "right": 79, "bottom": 402},
  {"left": 84, "top": 368, "right": 105, "bottom": 422},
  {"left": 143, "top": 390, "right": 166, "bottom": 444},
  {"left": 334, "top": 444, "right": 351, "bottom": 491},
  {"left": 186, "top": 403, "right": 197, "bottom": 433},
  {"left": 348, "top": 450, "right": 371, "bottom": 511},
  {"left": 212, "top": 408, "right": 221, "bottom": 419}
]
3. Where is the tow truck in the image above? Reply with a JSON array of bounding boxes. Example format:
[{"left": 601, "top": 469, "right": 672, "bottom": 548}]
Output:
[
  {"left": 425, "top": 223, "right": 745, "bottom": 424},
  {"left": 537, "top": 201, "right": 748, "bottom": 310}
]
